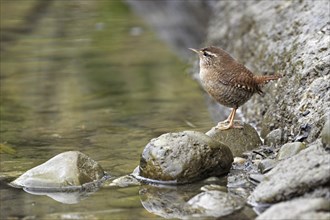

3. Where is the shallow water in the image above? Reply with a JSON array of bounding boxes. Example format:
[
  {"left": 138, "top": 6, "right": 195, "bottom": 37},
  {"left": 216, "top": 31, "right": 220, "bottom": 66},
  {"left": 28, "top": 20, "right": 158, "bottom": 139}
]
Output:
[{"left": 0, "top": 1, "right": 256, "bottom": 219}]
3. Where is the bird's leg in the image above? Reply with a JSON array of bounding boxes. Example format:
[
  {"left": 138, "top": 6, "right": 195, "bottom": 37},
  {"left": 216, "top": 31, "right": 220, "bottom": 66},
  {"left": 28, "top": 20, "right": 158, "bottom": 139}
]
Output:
[
  {"left": 222, "top": 109, "right": 234, "bottom": 123},
  {"left": 216, "top": 108, "right": 242, "bottom": 130}
]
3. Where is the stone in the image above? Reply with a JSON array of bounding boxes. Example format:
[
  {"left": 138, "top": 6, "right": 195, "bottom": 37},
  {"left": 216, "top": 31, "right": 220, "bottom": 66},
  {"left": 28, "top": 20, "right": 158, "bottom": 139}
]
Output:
[
  {"left": 10, "top": 151, "right": 105, "bottom": 189},
  {"left": 264, "top": 129, "right": 286, "bottom": 146},
  {"left": 108, "top": 175, "right": 141, "bottom": 187},
  {"left": 206, "top": 122, "right": 262, "bottom": 157},
  {"left": 233, "top": 157, "right": 247, "bottom": 165},
  {"left": 139, "top": 131, "right": 233, "bottom": 184},
  {"left": 276, "top": 142, "right": 306, "bottom": 160},
  {"left": 227, "top": 172, "right": 251, "bottom": 188},
  {"left": 248, "top": 174, "right": 265, "bottom": 184},
  {"left": 248, "top": 144, "right": 330, "bottom": 204},
  {"left": 187, "top": 190, "right": 245, "bottom": 218},
  {"left": 256, "top": 198, "right": 330, "bottom": 220},
  {"left": 258, "top": 159, "right": 278, "bottom": 173}
]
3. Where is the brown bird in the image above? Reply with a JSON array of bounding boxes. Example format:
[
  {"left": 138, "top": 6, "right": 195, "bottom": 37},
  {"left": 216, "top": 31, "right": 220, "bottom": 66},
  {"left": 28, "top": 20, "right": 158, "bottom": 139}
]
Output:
[{"left": 189, "top": 46, "right": 281, "bottom": 130}]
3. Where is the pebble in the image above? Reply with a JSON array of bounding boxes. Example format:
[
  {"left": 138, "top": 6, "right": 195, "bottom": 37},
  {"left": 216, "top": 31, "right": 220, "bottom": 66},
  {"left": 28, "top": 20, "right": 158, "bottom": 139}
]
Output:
[
  {"left": 276, "top": 142, "right": 306, "bottom": 160},
  {"left": 258, "top": 159, "right": 278, "bottom": 173}
]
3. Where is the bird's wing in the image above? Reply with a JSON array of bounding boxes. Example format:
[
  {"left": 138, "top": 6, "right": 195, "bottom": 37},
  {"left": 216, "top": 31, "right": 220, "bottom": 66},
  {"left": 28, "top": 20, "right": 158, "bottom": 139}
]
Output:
[{"left": 217, "top": 63, "right": 261, "bottom": 93}]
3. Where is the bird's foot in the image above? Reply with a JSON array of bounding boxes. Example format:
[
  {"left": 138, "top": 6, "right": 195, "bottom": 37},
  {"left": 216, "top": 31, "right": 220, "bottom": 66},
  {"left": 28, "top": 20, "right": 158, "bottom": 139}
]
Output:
[{"left": 215, "top": 121, "right": 243, "bottom": 130}]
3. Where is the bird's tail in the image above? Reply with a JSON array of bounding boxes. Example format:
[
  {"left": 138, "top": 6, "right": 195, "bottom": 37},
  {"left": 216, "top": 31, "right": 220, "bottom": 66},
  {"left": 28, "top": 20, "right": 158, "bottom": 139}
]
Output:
[
  {"left": 254, "top": 74, "right": 282, "bottom": 95},
  {"left": 254, "top": 74, "right": 282, "bottom": 85}
]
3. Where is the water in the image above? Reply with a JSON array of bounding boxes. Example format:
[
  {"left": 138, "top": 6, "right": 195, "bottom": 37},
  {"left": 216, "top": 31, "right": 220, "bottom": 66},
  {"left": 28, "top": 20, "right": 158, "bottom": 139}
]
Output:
[{"left": 0, "top": 1, "right": 221, "bottom": 219}]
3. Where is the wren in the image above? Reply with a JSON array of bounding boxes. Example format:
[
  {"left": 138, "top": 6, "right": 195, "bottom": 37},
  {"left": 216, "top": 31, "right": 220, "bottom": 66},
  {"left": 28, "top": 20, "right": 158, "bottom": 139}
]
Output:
[{"left": 190, "top": 46, "right": 281, "bottom": 130}]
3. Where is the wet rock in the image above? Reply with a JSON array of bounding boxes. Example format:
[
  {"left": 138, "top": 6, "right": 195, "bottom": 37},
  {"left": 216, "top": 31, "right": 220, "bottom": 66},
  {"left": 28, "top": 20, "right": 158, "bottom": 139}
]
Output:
[
  {"left": 264, "top": 129, "right": 287, "bottom": 146},
  {"left": 248, "top": 143, "right": 330, "bottom": 204},
  {"left": 256, "top": 198, "right": 330, "bottom": 220},
  {"left": 10, "top": 151, "right": 105, "bottom": 188},
  {"left": 139, "top": 131, "right": 233, "bottom": 184},
  {"left": 187, "top": 190, "right": 245, "bottom": 218},
  {"left": 321, "top": 114, "right": 330, "bottom": 146},
  {"left": 206, "top": 122, "right": 262, "bottom": 157},
  {"left": 258, "top": 159, "right": 278, "bottom": 173},
  {"left": 276, "top": 142, "right": 306, "bottom": 160}
]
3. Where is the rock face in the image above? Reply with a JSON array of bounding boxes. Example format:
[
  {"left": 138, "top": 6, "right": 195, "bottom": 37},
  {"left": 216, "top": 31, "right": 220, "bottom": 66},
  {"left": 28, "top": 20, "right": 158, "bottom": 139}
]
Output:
[
  {"left": 321, "top": 113, "right": 330, "bottom": 146},
  {"left": 248, "top": 143, "right": 330, "bottom": 204},
  {"left": 11, "top": 151, "right": 105, "bottom": 189},
  {"left": 139, "top": 131, "right": 233, "bottom": 184},
  {"left": 206, "top": 1, "right": 330, "bottom": 143},
  {"left": 206, "top": 122, "right": 262, "bottom": 157},
  {"left": 256, "top": 198, "right": 330, "bottom": 220}
]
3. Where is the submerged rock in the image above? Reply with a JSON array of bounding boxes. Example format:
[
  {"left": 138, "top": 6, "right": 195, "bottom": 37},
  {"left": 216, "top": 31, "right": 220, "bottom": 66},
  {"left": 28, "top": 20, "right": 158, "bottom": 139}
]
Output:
[
  {"left": 276, "top": 142, "right": 306, "bottom": 160},
  {"left": 187, "top": 190, "right": 245, "bottom": 218},
  {"left": 248, "top": 143, "right": 330, "bottom": 204},
  {"left": 206, "top": 122, "right": 262, "bottom": 157},
  {"left": 10, "top": 151, "right": 105, "bottom": 189},
  {"left": 109, "top": 174, "right": 141, "bottom": 187},
  {"left": 256, "top": 198, "right": 330, "bottom": 220},
  {"left": 139, "top": 182, "right": 249, "bottom": 219},
  {"left": 139, "top": 131, "right": 233, "bottom": 184},
  {"left": 140, "top": 185, "right": 189, "bottom": 219}
]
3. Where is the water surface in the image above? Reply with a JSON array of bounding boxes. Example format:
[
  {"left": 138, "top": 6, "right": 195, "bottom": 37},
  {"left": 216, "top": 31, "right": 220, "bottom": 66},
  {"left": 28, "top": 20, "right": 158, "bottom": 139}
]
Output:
[{"left": 0, "top": 1, "right": 218, "bottom": 219}]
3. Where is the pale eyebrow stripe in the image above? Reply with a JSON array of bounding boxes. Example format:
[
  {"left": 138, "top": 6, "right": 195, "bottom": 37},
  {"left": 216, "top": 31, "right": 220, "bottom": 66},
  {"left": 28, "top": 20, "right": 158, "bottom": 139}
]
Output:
[{"left": 205, "top": 51, "right": 218, "bottom": 57}]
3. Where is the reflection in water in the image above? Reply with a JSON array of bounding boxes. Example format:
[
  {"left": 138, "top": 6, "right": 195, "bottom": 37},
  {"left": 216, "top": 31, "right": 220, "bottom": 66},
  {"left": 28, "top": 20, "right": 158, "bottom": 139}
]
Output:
[
  {"left": 139, "top": 181, "right": 254, "bottom": 219},
  {"left": 11, "top": 175, "right": 109, "bottom": 205},
  {"left": 23, "top": 188, "right": 97, "bottom": 205}
]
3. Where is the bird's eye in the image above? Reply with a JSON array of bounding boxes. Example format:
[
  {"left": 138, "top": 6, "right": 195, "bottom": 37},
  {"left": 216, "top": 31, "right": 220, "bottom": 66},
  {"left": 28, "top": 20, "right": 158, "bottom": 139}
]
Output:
[{"left": 203, "top": 51, "right": 210, "bottom": 57}]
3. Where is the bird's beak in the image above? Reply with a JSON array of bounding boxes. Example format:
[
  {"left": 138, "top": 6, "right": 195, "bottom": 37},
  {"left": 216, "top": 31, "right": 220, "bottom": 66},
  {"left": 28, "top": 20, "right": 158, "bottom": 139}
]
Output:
[{"left": 188, "top": 48, "right": 199, "bottom": 54}]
